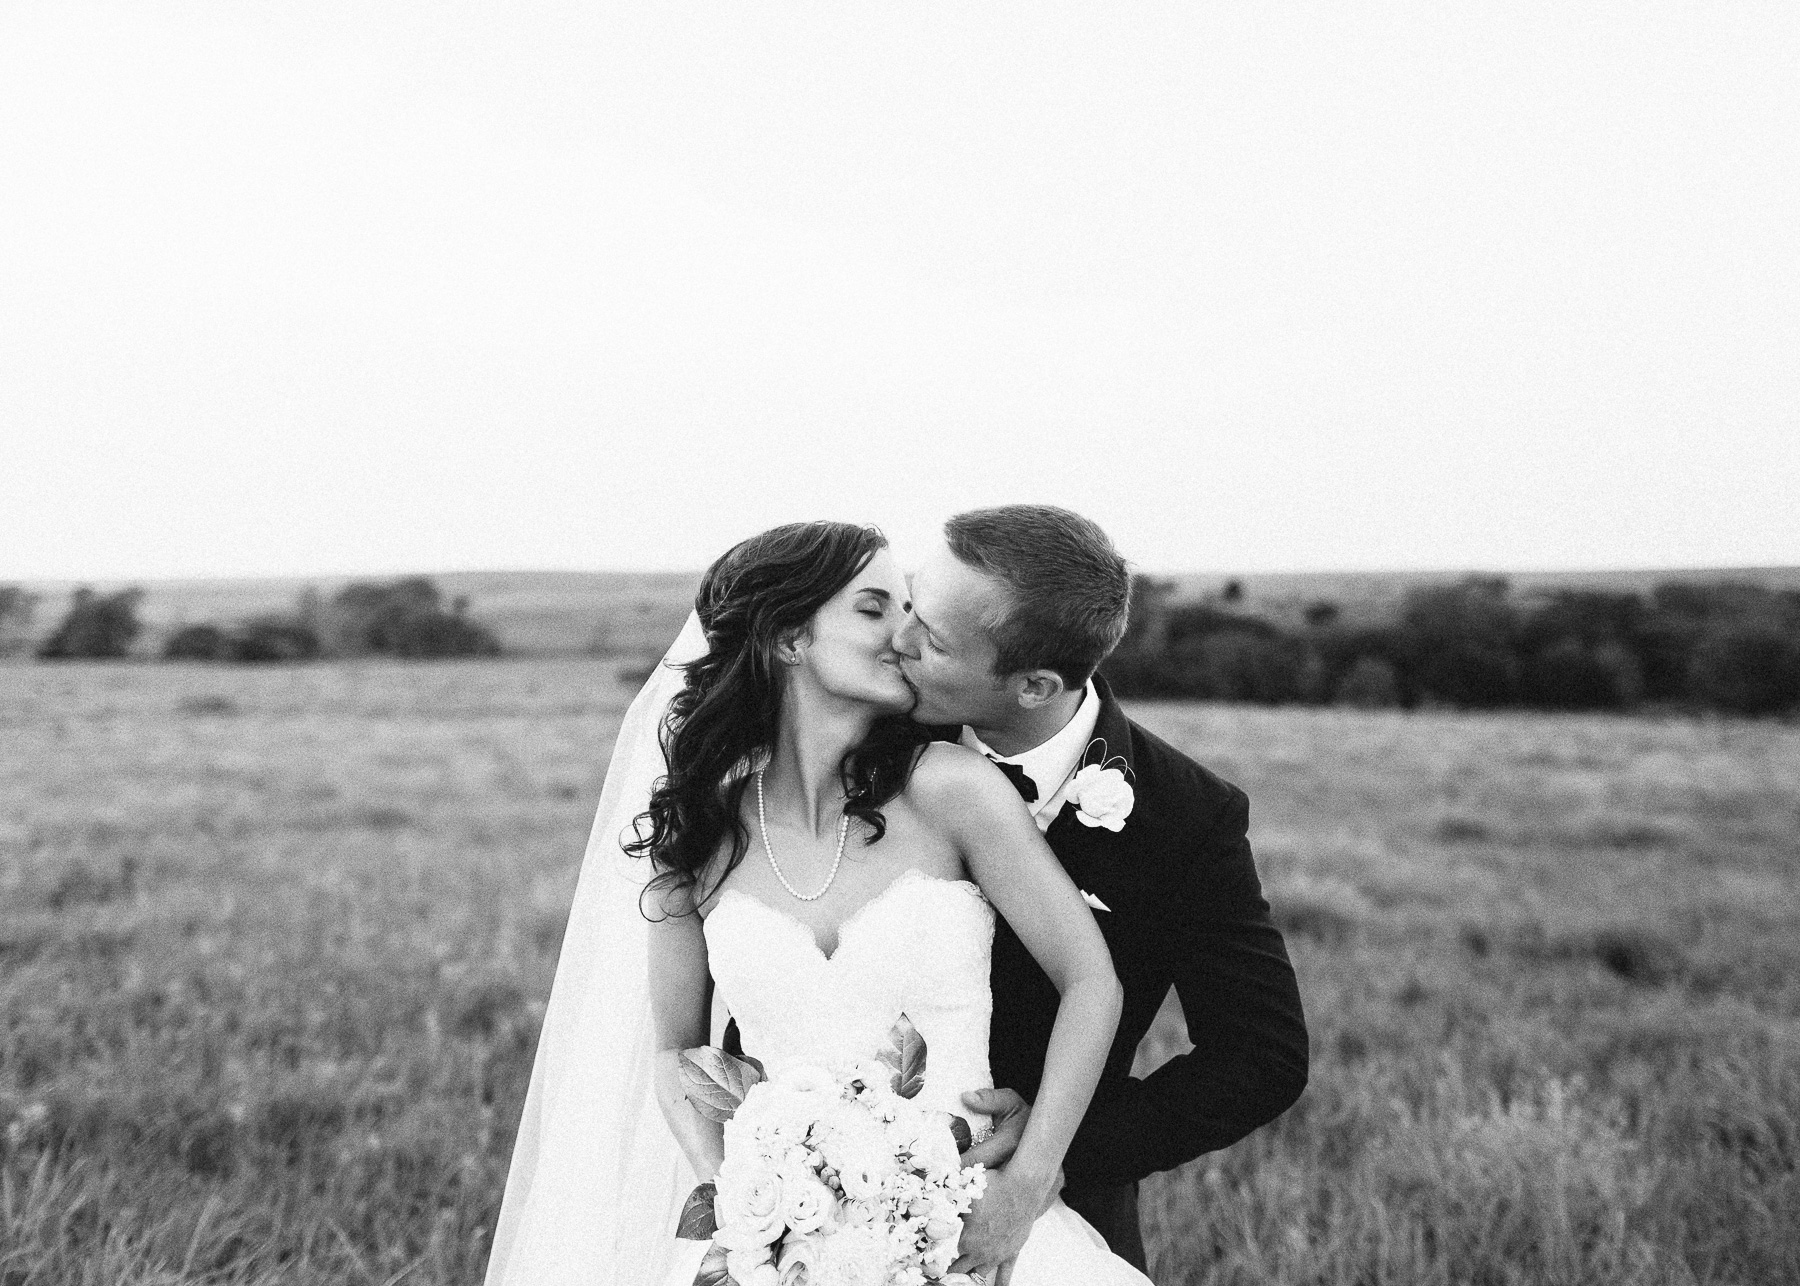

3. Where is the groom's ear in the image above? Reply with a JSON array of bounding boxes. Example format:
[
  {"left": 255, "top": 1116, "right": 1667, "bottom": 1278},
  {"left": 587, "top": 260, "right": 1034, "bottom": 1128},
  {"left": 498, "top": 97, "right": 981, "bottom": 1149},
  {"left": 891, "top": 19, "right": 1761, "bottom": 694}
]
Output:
[{"left": 1013, "top": 669, "right": 1068, "bottom": 710}]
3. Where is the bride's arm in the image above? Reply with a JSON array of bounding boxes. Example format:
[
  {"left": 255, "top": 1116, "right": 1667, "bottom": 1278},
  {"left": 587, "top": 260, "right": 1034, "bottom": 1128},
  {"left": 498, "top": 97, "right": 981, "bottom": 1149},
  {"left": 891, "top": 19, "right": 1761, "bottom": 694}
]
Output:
[
  {"left": 646, "top": 895, "right": 726, "bottom": 1182},
  {"left": 911, "top": 744, "right": 1124, "bottom": 1203}
]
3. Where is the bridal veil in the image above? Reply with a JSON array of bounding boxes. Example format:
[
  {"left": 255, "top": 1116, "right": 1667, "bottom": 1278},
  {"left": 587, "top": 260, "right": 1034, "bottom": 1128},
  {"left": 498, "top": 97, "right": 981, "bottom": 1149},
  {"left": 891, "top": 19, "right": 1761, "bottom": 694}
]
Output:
[{"left": 485, "top": 614, "right": 706, "bottom": 1286}]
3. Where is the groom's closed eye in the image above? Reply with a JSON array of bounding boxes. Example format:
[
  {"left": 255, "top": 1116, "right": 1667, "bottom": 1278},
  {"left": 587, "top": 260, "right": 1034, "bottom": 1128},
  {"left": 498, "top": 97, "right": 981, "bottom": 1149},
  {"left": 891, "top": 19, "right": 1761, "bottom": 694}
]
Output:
[{"left": 909, "top": 610, "right": 948, "bottom": 653}]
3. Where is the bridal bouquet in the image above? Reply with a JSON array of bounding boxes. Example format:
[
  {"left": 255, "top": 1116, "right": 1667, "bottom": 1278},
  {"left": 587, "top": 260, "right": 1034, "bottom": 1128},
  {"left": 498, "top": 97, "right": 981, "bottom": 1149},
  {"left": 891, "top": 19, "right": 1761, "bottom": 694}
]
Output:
[{"left": 677, "top": 1015, "right": 989, "bottom": 1286}]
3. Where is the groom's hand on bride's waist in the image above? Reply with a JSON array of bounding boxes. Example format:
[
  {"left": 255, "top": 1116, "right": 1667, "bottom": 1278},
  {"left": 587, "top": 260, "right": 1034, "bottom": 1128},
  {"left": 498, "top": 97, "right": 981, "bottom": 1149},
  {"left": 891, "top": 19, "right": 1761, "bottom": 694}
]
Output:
[
  {"left": 952, "top": 1089, "right": 1064, "bottom": 1284},
  {"left": 956, "top": 1087, "right": 1064, "bottom": 1204},
  {"left": 958, "top": 1087, "right": 1028, "bottom": 1168}
]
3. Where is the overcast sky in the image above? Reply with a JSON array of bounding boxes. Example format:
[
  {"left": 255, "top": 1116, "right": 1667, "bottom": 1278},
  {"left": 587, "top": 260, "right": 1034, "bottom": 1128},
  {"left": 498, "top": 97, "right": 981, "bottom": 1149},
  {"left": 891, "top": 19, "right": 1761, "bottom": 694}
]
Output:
[{"left": 3, "top": 1, "right": 1795, "bottom": 580}]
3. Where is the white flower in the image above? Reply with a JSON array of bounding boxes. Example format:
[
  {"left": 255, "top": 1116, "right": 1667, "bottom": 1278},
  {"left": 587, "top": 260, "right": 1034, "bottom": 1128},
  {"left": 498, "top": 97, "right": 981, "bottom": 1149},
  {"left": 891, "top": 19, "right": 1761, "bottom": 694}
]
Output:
[
  {"left": 896, "top": 1116, "right": 961, "bottom": 1179},
  {"left": 726, "top": 1244, "right": 778, "bottom": 1286},
  {"left": 779, "top": 1174, "right": 834, "bottom": 1235},
  {"left": 837, "top": 1197, "right": 880, "bottom": 1228},
  {"left": 843, "top": 1058, "right": 896, "bottom": 1097},
  {"left": 923, "top": 1231, "right": 960, "bottom": 1276},
  {"left": 959, "top": 1164, "right": 988, "bottom": 1203},
  {"left": 714, "top": 1153, "right": 786, "bottom": 1251},
  {"left": 923, "top": 1197, "right": 963, "bottom": 1244},
  {"left": 1068, "top": 763, "right": 1134, "bottom": 831},
  {"left": 775, "top": 1234, "right": 822, "bottom": 1286},
  {"left": 812, "top": 1225, "right": 891, "bottom": 1286},
  {"left": 817, "top": 1106, "right": 893, "bottom": 1201}
]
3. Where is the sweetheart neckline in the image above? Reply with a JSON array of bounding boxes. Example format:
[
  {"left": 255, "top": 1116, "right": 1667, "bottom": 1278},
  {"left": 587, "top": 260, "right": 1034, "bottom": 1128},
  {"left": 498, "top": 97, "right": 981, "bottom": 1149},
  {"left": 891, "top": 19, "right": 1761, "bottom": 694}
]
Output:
[{"left": 707, "top": 868, "right": 985, "bottom": 963}]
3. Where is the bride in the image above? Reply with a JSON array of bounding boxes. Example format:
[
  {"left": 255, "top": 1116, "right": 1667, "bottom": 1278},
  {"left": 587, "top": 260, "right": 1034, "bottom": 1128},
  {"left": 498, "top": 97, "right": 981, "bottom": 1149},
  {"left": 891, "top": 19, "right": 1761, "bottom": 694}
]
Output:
[{"left": 485, "top": 521, "right": 1151, "bottom": 1286}]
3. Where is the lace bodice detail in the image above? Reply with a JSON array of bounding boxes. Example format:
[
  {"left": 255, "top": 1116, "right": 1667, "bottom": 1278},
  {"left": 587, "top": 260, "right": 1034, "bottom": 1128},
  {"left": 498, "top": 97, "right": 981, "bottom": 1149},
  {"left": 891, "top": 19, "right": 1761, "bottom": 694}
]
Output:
[{"left": 703, "top": 869, "right": 997, "bottom": 1127}]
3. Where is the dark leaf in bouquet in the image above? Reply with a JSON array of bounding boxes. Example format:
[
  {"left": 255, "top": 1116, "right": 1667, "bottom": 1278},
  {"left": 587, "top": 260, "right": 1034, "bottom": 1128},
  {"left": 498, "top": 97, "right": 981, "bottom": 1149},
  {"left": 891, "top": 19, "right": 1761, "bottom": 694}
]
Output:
[
  {"left": 693, "top": 1241, "right": 734, "bottom": 1286},
  {"left": 676, "top": 1182, "right": 718, "bottom": 1240},
  {"left": 679, "top": 1045, "right": 766, "bottom": 1123},
  {"left": 948, "top": 1114, "right": 973, "bottom": 1153},
  {"left": 879, "top": 1012, "right": 928, "bottom": 1100}
]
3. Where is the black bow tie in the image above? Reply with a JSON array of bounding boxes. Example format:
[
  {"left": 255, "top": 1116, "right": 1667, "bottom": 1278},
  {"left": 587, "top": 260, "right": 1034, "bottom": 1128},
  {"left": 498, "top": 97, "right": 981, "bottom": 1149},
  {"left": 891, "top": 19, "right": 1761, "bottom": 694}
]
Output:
[{"left": 989, "top": 757, "right": 1038, "bottom": 804}]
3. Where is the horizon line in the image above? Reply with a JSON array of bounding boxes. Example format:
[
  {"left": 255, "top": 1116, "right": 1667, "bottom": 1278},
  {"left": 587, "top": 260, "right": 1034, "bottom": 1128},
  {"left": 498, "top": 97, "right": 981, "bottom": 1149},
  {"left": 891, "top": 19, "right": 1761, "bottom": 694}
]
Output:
[{"left": 10, "top": 561, "right": 1800, "bottom": 589}]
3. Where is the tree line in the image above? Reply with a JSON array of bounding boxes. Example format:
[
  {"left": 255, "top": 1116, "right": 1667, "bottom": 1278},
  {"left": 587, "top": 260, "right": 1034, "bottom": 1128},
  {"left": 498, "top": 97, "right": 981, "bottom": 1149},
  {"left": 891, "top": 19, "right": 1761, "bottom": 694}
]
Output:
[
  {"left": 5, "top": 577, "right": 500, "bottom": 662},
  {"left": 9, "top": 572, "right": 1799, "bottom": 715},
  {"left": 1099, "top": 576, "right": 1800, "bottom": 716}
]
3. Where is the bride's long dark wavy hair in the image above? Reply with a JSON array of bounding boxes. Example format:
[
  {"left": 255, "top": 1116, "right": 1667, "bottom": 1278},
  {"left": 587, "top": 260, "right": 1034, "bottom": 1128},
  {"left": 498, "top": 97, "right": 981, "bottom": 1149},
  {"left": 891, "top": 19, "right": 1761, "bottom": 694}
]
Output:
[{"left": 627, "top": 521, "right": 930, "bottom": 914}]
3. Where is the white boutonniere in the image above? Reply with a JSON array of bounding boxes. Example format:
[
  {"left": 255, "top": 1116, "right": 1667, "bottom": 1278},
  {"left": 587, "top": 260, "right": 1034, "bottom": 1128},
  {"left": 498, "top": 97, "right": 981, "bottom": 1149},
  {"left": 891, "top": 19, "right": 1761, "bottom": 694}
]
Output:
[{"left": 1067, "top": 761, "right": 1134, "bottom": 832}]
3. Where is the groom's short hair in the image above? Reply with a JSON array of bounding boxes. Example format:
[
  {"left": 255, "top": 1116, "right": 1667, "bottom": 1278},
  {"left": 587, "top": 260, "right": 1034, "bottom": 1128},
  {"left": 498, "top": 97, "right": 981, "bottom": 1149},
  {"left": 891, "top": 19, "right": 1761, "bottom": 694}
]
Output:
[{"left": 944, "top": 504, "right": 1130, "bottom": 689}]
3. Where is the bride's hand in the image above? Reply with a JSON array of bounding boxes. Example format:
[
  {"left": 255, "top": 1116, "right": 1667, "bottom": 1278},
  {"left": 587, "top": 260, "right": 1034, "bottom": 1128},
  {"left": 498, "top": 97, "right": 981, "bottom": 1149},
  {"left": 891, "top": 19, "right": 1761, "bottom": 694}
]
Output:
[{"left": 950, "top": 1158, "right": 1056, "bottom": 1282}]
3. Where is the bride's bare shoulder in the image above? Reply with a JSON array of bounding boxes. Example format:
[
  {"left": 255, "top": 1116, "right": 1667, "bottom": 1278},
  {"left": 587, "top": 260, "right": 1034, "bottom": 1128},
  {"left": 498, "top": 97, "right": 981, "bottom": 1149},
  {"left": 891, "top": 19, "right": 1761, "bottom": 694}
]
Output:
[{"left": 905, "top": 741, "right": 1018, "bottom": 817}]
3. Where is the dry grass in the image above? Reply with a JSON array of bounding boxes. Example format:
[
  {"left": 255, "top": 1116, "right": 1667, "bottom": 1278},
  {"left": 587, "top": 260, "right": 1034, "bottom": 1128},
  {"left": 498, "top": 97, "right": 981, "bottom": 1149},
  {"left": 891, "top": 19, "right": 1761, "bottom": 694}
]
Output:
[
  {"left": 3, "top": 665, "right": 1797, "bottom": 1285},
  {"left": 1129, "top": 703, "right": 1800, "bottom": 1285}
]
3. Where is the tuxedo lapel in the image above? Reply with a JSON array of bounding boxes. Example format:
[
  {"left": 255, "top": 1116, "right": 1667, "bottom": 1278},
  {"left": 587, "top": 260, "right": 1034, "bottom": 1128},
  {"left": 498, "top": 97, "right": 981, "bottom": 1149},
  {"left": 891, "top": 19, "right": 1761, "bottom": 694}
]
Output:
[
  {"left": 1043, "top": 676, "right": 1143, "bottom": 917},
  {"left": 1043, "top": 674, "right": 1137, "bottom": 843}
]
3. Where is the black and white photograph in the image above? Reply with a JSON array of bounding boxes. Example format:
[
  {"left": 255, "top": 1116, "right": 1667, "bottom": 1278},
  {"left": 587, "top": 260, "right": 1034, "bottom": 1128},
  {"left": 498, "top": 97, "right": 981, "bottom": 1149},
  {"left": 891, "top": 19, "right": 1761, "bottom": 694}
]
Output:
[{"left": 2, "top": 4, "right": 1796, "bottom": 1285}]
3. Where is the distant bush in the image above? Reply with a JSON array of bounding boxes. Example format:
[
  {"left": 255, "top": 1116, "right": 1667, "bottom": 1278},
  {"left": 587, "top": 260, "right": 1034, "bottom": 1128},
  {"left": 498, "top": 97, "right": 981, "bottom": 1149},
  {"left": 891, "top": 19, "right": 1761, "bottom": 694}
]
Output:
[
  {"left": 232, "top": 616, "right": 323, "bottom": 662},
  {"left": 1334, "top": 655, "right": 1403, "bottom": 709},
  {"left": 1402, "top": 578, "right": 1521, "bottom": 708},
  {"left": 37, "top": 588, "right": 144, "bottom": 660},
  {"left": 1687, "top": 622, "right": 1800, "bottom": 715},
  {"left": 164, "top": 616, "right": 320, "bottom": 663},
  {"left": 382, "top": 608, "right": 501, "bottom": 659},
  {"left": 317, "top": 577, "right": 500, "bottom": 659},
  {"left": 1193, "top": 630, "right": 1320, "bottom": 705},
  {"left": 0, "top": 585, "right": 37, "bottom": 656},
  {"left": 164, "top": 624, "right": 230, "bottom": 661},
  {"left": 1519, "top": 639, "right": 1644, "bottom": 711}
]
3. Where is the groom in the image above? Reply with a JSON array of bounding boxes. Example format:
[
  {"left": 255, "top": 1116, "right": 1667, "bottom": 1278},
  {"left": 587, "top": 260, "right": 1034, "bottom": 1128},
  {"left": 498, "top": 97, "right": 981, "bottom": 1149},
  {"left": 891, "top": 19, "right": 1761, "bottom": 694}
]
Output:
[{"left": 894, "top": 505, "right": 1309, "bottom": 1278}]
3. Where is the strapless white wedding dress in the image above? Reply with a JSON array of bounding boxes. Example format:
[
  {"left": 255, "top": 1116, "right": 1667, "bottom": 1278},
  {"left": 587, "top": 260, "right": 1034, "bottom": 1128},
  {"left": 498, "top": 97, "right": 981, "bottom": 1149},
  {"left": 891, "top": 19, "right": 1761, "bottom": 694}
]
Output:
[{"left": 659, "top": 868, "right": 1151, "bottom": 1286}]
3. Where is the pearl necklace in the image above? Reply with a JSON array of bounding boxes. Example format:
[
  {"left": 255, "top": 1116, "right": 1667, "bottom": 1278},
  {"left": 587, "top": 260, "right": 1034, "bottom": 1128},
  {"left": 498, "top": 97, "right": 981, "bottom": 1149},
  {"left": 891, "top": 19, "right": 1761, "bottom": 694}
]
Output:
[{"left": 755, "top": 768, "right": 850, "bottom": 902}]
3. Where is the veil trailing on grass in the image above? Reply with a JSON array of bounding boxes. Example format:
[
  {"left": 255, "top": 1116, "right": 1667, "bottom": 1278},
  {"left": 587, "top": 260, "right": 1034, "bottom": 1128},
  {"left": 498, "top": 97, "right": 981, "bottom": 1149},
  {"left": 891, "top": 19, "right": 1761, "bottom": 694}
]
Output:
[{"left": 484, "top": 613, "right": 706, "bottom": 1286}]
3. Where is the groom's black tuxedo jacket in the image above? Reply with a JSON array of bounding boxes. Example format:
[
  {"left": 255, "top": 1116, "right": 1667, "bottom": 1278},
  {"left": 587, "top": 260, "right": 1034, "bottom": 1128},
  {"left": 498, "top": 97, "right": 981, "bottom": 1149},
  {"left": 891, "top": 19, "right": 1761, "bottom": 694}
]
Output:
[{"left": 952, "top": 677, "right": 1308, "bottom": 1186}]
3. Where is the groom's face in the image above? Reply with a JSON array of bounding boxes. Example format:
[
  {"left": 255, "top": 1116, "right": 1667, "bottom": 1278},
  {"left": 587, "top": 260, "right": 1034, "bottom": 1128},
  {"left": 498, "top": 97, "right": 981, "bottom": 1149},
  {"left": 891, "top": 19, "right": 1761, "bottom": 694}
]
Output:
[{"left": 893, "top": 542, "right": 1019, "bottom": 729}]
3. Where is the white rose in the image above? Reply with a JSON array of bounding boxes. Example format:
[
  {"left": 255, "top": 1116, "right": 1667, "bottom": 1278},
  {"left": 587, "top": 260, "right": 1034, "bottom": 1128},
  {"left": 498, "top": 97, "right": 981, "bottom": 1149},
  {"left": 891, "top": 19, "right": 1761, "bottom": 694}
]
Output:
[
  {"left": 715, "top": 1154, "right": 786, "bottom": 1250},
  {"left": 779, "top": 1175, "right": 834, "bottom": 1236},
  {"left": 727, "top": 1248, "right": 781, "bottom": 1286},
  {"left": 775, "top": 1234, "right": 822, "bottom": 1286},
  {"left": 743, "top": 1080, "right": 825, "bottom": 1142},
  {"left": 1069, "top": 764, "right": 1134, "bottom": 831},
  {"left": 837, "top": 1197, "right": 880, "bottom": 1228},
  {"left": 813, "top": 1225, "right": 891, "bottom": 1286}
]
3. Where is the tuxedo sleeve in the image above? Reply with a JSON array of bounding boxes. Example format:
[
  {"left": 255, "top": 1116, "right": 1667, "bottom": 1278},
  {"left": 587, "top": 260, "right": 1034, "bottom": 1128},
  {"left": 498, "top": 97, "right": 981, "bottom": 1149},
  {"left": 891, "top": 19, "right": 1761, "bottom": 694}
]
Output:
[{"left": 1061, "top": 784, "right": 1309, "bottom": 1185}]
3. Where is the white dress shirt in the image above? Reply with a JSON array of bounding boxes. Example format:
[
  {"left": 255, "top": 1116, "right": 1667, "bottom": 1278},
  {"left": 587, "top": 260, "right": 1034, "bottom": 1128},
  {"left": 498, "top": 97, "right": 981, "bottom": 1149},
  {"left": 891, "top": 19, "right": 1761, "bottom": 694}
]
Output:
[{"left": 959, "top": 680, "right": 1103, "bottom": 833}]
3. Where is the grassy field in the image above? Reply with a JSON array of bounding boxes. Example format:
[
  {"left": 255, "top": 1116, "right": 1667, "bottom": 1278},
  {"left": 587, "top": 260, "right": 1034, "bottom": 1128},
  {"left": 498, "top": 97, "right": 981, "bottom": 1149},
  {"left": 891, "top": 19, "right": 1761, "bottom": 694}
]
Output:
[{"left": 1, "top": 659, "right": 1796, "bottom": 1285}]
